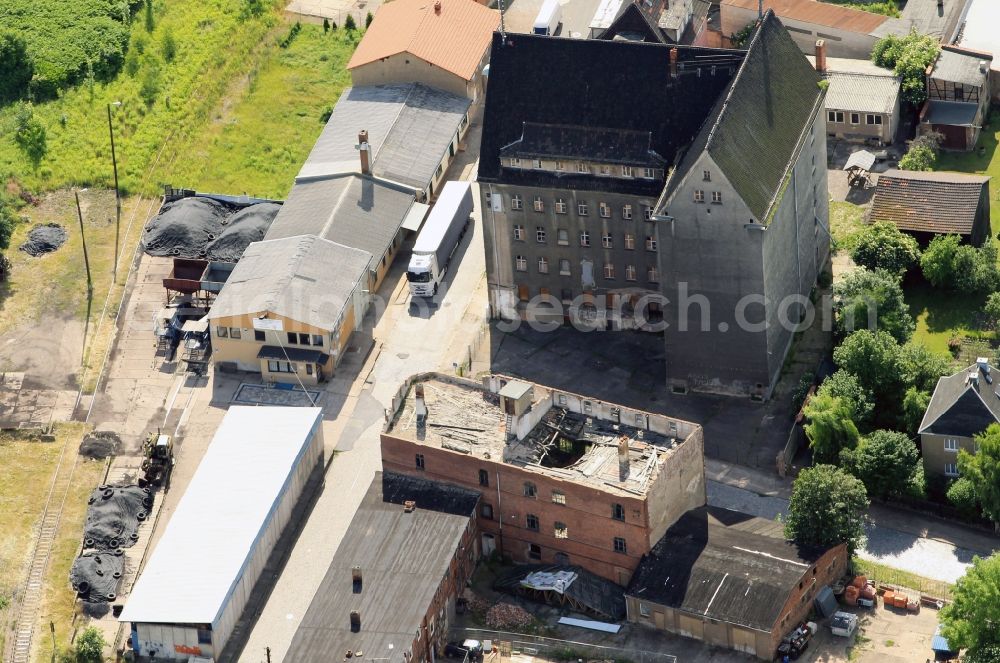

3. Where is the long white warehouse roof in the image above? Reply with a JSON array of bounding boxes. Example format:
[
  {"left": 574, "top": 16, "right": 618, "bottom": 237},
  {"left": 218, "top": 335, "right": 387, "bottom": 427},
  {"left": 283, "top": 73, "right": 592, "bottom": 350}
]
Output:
[{"left": 119, "top": 406, "right": 322, "bottom": 625}]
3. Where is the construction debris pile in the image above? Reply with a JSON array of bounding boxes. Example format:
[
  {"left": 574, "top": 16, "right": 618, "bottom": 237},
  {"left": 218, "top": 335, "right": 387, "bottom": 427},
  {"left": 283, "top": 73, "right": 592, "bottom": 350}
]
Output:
[
  {"left": 70, "top": 550, "right": 124, "bottom": 604},
  {"left": 143, "top": 197, "right": 280, "bottom": 260},
  {"left": 79, "top": 431, "right": 121, "bottom": 460},
  {"left": 484, "top": 602, "right": 535, "bottom": 630},
  {"left": 19, "top": 223, "right": 67, "bottom": 256},
  {"left": 83, "top": 485, "right": 152, "bottom": 550}
]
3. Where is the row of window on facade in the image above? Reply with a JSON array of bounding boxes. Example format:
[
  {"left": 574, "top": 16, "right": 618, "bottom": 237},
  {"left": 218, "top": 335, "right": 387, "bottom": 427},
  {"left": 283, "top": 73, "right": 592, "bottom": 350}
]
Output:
[
  {"left": 510, "top": 196, "right": 656, "bottom": 219},
  {"left": 826, "top": 111, "right": 884, "bottom": 126},
  {"left": 507, "top": 157, "right": 658, "bottom": 180},
  {"left": 265, "top": 359, "right": 316, "bottom": 376},
  {"left": 515, "top": 255, "right": 658, "bottom": 282},
  {"left": 514, "top": 226, "right": 658, "bottom": 250},
  {"left": 526, "top": 537, "right": 628, "bottom": 562},
  {"left": 216, "top": 327, "right": 325, "bottom": 346}
]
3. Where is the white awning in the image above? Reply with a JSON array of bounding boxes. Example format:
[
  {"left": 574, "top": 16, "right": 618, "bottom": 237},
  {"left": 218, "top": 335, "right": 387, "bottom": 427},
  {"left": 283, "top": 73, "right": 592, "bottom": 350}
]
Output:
[
  {"left": 401, "top": 202, "right": 431, "bottom": 232},
  {"left": 844, "top": 150, "right": 876, "bottom": 172}
]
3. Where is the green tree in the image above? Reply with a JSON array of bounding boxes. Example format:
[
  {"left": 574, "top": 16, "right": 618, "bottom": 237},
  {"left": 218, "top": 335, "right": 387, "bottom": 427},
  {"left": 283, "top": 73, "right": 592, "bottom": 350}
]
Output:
[
  {"left": 803, "top": 393, "right": 860, "bottom": 464},
  {"left": 365, "top": 11, "right": 374, "bottom": 27},
  {"left": 921, "top": 234, "right": 1000, "bottom": 293},
  {"left": 74, "top": 627, "right": 106, "bottom": 663},
  {"left": 850, "top": 222, "right": 920, "bottom": 276},
  {"left": 345, "top": 14, "right": 357, "bottom": 30},
  {"left": 730, "top": 20, "right": 758, "bottom": 48},
  {"left": 144, "top": 0, "right": 155, "bottom": 32},
  {"left": 872, "top": 30, "right": 940, "bottom": 105},
  {"left": 841, "top": 430, "right": 919, "bottom": 500},
  {"left": 0, "top": 30, "right": 33, "bottom": 104},
  {"left": 785, "top": 464, "right": 869, "bottom": 554},
  {"left": 323, "top": 17, "right": 330, "bottom": 31},
  {"left": 986, "top": 292, "right": 1000, "bottom": 330},
  {"left": 242, "top": 0, "right": 268, "bottom": 19},
  {"left": 835, "top": 268, "right": 914, "bottom": 343},
  {"left": 940, "top": 553, "right": 1000, "bottom": 654},
  {"left": 965, "top": 645, "right": 1000, "bottom": 663},
  {"left": 833, "top": 330, "right": 905, "bottom": 400},
  {"left": 816, "top": 370, "right": 874, "bottom": 429},
  {"left": 901, "top": 386, "right": 930, "bottom": 437},
  {"left": 12, "top": 103, "right": 47, "bottom": 170},
  {"left": 899, "top": 133, "right": 942, "bottom": 171},
  {"left": 0, "top": 203, "right": 16, "bottom": 251},
  {"left": 948, "top": 477, "right": 979, "bottom": 519},
  {"left": 161, "top": 29, "right": 177, "bottom": 63},
  {"left": 958, "top": 424, "right": 1000, "bottom": 527},
  {"left": 900, "top": 342, "right": 952, "bottom": 393}
]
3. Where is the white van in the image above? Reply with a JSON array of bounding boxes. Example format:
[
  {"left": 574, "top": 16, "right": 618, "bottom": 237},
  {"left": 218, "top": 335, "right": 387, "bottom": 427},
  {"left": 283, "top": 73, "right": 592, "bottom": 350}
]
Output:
[{"left": 533, "top": 0, "right": 562, "bottom": 35}]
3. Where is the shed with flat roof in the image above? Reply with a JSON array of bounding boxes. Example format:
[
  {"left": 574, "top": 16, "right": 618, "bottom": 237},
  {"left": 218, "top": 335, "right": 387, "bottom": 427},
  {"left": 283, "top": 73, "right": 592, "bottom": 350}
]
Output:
[{"left": 119, "top": 406, "right": 324, "bottom": 661}]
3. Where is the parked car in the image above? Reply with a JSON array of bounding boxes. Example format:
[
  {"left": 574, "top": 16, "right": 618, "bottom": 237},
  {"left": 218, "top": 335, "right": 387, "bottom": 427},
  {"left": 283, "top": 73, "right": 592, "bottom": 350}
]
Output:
[
  {"left": 831, "top": 611, "right": 859, "bottom": 638},
  {"left": 444, "top": 640, "right": 483, "bottom": 662}
]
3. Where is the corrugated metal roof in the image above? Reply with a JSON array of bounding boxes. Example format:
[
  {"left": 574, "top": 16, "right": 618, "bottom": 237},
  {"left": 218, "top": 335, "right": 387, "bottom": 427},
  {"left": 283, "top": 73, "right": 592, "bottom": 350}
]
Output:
[
  {"left": 206, "top": 235, "right": 371, "bottom": 329},
  {"left": 822, "top": 71, "right": 900, "bottom": 114},
  {"left": 298, "top": 84, "right": 471, "bottom": 192},
  {"left": 721, "top": 0, "right": 887, "bottom": 33},
  {"left": 871, "top": 168, "right": 989, "bottom": 236},
  {"left": 119, "top": 407, "right": 323, "bottom": 625},
  {"left": 286, "top": 473, "right": 477, "bottom": 663},
  {"left": 265, "top": 175, "right": 416, "bottom": 264},
  {"left": 931, "top": 46, "right": 991, "bottom": 87},
  {"left": 347, "top": 0, "right": 500, "bottom": 80},
  {"left": 923, "top": 99, "right": 980, "bottom": 127}
]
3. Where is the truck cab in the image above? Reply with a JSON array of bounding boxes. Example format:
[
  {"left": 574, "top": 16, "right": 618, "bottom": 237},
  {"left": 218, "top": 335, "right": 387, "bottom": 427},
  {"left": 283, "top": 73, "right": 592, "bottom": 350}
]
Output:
[{"left": 406, "top": 254, "right": 439, "bottom": 296}]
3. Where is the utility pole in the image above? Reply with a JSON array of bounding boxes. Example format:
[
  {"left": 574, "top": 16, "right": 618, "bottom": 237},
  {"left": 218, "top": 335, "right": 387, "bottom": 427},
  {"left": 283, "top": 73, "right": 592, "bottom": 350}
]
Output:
[
  {"left": 108, "top": 101, "right": 122, "bottom": 283},
  {"left": 75, "top": 190, "right": 92, "bottom": 291}
]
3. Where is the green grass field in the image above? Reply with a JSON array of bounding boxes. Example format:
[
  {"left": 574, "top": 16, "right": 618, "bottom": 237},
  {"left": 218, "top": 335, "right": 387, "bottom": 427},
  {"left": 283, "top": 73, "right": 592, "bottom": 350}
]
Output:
[
  {"left": 0, "top": 0, "right": 282, "bottom": 196},
  {"left": 830, "top": 201, "right": 866, "bottom": 251},
  {"left": 162, "top": 25, "right": 358, "bottom": 199},
  {"left": 937, "top": 111, "right": 1000, "bottom": 237},
  {"left": 905, "top": 279, "right": 991, "bottom": 355}
]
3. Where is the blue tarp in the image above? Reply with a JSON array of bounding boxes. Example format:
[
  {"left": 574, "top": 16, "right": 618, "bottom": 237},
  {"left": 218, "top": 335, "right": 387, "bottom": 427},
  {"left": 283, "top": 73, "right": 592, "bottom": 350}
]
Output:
[{"left": 932, "top": 625, "right": 955, "bottom": 653}]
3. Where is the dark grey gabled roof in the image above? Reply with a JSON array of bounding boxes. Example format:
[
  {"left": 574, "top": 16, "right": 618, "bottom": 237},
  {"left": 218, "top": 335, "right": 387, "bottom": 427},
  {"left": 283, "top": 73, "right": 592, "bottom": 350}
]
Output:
[
  {"left": 660, "top": 11, "right": 825, "bottom": 222},
  {"left": 598, "top": 1, "right": 669, "bottom": 44},
  {"left": 626, "top": 506, "right": 833, "bottom": 632},
  {"left": 499, "top": 123, "right": 666, "bottom": 166},
  {"left": 919, "top": 364, "right": 1000, "bottom": 437}
]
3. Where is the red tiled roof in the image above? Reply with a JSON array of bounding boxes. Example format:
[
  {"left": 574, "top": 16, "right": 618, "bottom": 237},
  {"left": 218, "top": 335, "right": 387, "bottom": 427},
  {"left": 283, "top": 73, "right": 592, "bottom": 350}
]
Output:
[
  {"left": 721, "top": 0, "right": 887, "bottom": 33},
  {"left": 870, "top": 169, "right": 990, "bottom": 236},
  {"left": 348, "top": 0, "right": 500, "bottom": 81}
]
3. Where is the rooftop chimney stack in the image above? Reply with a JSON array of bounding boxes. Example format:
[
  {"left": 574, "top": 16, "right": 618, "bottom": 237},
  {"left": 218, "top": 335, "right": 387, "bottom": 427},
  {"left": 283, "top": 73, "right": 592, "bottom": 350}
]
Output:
[
  {"left": 669, "top": 48, "right": 678, "bottom": 78},
  {"left": 618, "top": 436, "right": 630, "bottom": 482},
  {"left": 357, "top": 129, "right": 371, "bottom": 175},
  {"left": 815, "top": 40, "right": 827, "bottom": 74}
]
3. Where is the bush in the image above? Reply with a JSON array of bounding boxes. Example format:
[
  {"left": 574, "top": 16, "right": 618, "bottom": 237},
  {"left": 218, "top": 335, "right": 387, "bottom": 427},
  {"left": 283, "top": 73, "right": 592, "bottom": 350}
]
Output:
[
  {"left": 850, "top": 222, "right": 920, "bottom": 276},
  {"left": 816, "top": 370, "right": 874, "bottom": 429},
  {"left": 948, "top": 477, "right": 979, "bottom": 519},
  {"left": 279, "top": 22, "right": 302, "bottom": 48},
  {"left": 0, "top": 30, "right": 33, "bottom": 104},
  {"left": 901, "top": 386, "right": 930, "bottom": 437},
  {"left": 242, "top": 0, "right": 268, "bottom": 19},
  {"left": 323, "top": 17, "right": 330, "bottom": 31},
  {"left": 785, "top": 464, "right": 869, "bottom": 554},
  {"left": 920, "top": 234, "right": 1000, "bottom": 293},
  {"left": 12, "top": 103, "right": 47, "bottom": 170},
  {"left": 803, "top": 393, "right": 860, "bottom": 464},
  {"left": 161, "top": 29, "right": 177, "bottom": 63},
  {"left": 345, "top": 14, "right": 357, "bottom": 30},
  {"left": 985, "top": 292, "right": 1000, "bottom": 330},
  {"left": 791, "top": 373, "right": 814, "bottom": 412},
  {"left": 835, "top": 268, "right": 914, "bottom": 344},
  {"left": 0, "top": 203, "right": 16, "bottom": 251},
  {"left": 833, "top": 330, "right": 906, "bottom": 409},
  {"left": 145, "top": 0, "right": 155, "bottom": 32},
  {"left": 730, "top": 20, "right": 757, "bottom": 48},
  {"left": 841, "top": 430, "right": 920, "bottom": 500},
  {"left": 0, "top": 253, "right": 11, "bottom": 282},
  {"left": 899, "top": 133, "right": 942, "bottom": 171},
  {"left": 139, "top": 58, "right": 162, "bottom": 106},
  {"left": 900, "top": 342, "right": 951, "bottom": 393}
]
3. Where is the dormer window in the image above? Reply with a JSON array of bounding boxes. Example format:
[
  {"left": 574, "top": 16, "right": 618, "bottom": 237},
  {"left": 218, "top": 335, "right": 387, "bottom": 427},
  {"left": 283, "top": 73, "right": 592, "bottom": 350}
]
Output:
[
  {"left": 511, "top": 157, "right": 521, "bottom": 168},
  {"left": 622, "top": 166, "right": 634, "bottom": 177},
  {"left": 644, "top": 167, "right": 655, "bottom": 178}
]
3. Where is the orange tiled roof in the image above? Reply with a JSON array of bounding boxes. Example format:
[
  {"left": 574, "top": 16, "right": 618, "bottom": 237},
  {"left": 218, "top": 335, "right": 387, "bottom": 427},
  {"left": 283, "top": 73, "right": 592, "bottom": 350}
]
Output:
[
  {"left": 721, "top": 0, "right": 888, "bottom": 33},
  {"left": 348, "top": 0, "right": 500, "bottom": 81}
]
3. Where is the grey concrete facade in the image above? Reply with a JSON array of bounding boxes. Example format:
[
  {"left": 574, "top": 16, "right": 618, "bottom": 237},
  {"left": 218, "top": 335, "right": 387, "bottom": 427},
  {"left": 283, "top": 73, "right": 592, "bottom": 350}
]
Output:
[
  {"left": 658, "top": 110, "right": 830, "bottom": 398},
  {"left": 481, "top": 182, "right": 663, "bottom": 324}
]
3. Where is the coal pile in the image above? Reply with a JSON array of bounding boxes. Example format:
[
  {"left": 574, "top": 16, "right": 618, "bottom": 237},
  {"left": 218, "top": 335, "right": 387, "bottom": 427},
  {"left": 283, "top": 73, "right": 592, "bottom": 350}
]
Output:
[
  {"left": 143, "top": 197, "right": 227, "bottom": 258},
  {"left": 71, "top": 550, "right": 124, "bottom": 604},
  {"left": 205, "top": 202, "right": 281, "bottom": 261},
  {"left": 83, "top": 485, "right": 153, "bottom": 550},
  {"left": 143, "top": 196, "right": 280, "bottom": 260},
  {"left": 79, "top": 431, "right": 121, "bottom": 460},
  {"left": 20, "top": 223, "right": 68, "bottom": 256}
]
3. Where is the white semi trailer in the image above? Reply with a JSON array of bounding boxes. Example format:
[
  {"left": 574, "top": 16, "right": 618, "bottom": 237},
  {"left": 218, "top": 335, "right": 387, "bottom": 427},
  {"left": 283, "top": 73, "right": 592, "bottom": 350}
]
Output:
[{"left": 407, "top": 181, "right": 473, "bottom": 297}]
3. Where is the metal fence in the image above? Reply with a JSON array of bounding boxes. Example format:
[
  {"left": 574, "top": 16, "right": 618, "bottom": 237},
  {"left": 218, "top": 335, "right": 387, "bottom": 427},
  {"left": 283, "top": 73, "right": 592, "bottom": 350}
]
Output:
[{"left": 449, "top": 628, "right": 678, "bottom": 663}]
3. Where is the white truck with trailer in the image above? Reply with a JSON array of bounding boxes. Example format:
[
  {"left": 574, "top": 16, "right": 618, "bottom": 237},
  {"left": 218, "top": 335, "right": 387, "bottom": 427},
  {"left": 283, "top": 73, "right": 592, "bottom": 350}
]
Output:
[
  {"left": 407, "top": 181, "right": 473, "bottom": 297},
  {"left": 533, "top": 0, "right": 562, "bottom": 35}
]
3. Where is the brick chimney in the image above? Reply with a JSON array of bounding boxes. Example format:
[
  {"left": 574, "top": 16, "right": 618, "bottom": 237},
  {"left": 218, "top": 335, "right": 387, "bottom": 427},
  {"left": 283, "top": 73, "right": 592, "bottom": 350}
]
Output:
[
  {"left": 815, "top": 39, "right": 827, "bottom": 74},
  {"left": 357, "top": 129, "right": 371, "bottom": 175},
  {"left": 618, "top": 436, "right": 630, "bottom": 481},
  {"left": 669, "top": 48, "right": 678, "bottom": 78}
]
